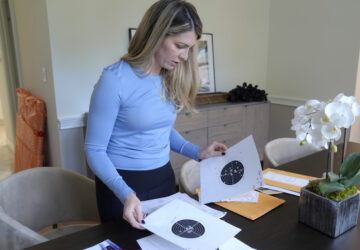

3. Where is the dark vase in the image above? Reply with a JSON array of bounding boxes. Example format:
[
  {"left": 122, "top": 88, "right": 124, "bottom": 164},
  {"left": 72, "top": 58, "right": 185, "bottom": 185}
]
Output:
[{"left": 298, "top": 187, "right": 360, "bottom": 238}]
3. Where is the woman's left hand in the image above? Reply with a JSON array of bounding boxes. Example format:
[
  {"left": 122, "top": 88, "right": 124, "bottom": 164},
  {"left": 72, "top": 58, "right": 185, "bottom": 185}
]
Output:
[{"left": 198, "top": 141, "right": 227, "bottom": 160}]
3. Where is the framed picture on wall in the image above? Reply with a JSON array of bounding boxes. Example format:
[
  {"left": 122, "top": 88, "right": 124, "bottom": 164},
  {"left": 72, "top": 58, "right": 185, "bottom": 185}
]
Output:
[
  {"left": 128, "top": 28, "right": 216, "bottom": 93},
  {"left": 128, "top": 28, "right": 136, "bottom": 40},
  {"left": 197, "top": 33, "right": 215, "bottom": 93}
]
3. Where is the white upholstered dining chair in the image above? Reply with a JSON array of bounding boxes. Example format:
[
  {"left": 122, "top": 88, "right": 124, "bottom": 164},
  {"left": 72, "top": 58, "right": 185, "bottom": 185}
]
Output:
[
  {"left": 0, "top": 167, "right": 99, "bottom": 250},
  {"left": 263, "top": 137, "right": 321, "bottom": 169},
  {"left": 179, "top": 159, "right": 201, "bottom": 196}
]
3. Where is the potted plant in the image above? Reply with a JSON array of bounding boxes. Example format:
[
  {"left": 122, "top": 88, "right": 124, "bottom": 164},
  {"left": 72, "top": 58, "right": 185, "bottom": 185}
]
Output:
[{"left": 291, "top": 93, "right": 360, "bottom": 237}]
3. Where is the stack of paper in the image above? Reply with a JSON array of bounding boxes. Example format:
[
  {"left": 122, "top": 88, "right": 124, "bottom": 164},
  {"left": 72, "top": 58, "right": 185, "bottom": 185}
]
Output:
[
  {"left": 142, "top": 199, "right": 241, "bottom": 250},
  {"left": 137, "top": 234, "right": 256, "bottom": 250},
  {"left": 141, "top": 192, "right": 226, "bottom": 219},
  {"left": 216, "top": 192, "right": 285, "bottom": 220},
  {"left": 262, "top": 168, "right": 314, "bottom": 196},
  {"left": 221, "top": 190, "right": 259, "bottom": 203},
  {"left": 196, "top": 188, "right": 285, "bottom": 221}
]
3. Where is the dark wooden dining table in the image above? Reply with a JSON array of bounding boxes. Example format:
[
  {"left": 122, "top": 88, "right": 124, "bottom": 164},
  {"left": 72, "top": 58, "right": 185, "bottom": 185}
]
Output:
[{"left": 25, "top": 142, "right": 360, "bottom": 250}]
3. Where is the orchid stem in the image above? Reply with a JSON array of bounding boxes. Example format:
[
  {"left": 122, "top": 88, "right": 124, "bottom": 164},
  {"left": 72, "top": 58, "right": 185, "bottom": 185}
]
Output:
[
  {"left": 341, "top": 128, "right": 348, "bottom": 163},
  {"left": 326, "top": 141, "right": 332, "bottom": 180},
  {"left": 326, "top": 145, "right": 330, "bottom": 180}
]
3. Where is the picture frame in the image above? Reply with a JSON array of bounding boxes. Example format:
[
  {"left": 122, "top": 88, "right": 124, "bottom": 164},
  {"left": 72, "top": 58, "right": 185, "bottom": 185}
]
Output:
[
  {"left": 197, "top": 33, "right": 216, "bottom": 93},
  {"left": 128, "top": 28, "right": 216, "bottom": 93}
]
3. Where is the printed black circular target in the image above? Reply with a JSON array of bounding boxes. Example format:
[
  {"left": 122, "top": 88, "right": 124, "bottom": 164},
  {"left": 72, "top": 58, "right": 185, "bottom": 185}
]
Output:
[
  {"left": 171, "top": 219, "right": 205, "bottom": 238},
  {"left": 220, "top": 160, "right": 244, "bottom": 185}
]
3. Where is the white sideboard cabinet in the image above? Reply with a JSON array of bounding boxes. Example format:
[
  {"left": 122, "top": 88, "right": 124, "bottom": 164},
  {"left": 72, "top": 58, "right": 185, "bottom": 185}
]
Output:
[{"left": 171, "top": 101, "right": 270, "bottom": 182}]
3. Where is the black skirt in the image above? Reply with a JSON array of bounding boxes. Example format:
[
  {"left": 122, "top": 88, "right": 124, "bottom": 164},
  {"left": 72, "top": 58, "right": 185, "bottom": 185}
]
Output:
[{"left": 95, "top": 161, "right": 176, "bottom": 240}]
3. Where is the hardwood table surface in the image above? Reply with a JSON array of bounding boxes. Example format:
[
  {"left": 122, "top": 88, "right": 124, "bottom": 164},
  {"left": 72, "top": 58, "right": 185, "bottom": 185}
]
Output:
[{"left": 25, "top": 142, "right": 360, "bottom": 250}]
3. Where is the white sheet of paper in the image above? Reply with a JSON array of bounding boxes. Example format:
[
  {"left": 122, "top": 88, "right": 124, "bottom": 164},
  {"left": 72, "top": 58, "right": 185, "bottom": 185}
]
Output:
[
  {"left": 263, "top": 171, "right": 309, "bottom": 187},
  {"left": 142, "top": 199, "right": 240, "bottom": 250},
  {"left": 262, "top": 184, "right": 300, "bottom": 196},
  {"left": 137, "top": 234, "right": 183, "bottom": 250},
  {"left": 141, "top": 192, "right": 226, "bottom": 218},
  {"left": 200, "top": 135, "right": 264, "bottom": 204},
  {"left": 221, "top": 190, "right": 259, "bottom": 203},
  {"left": 219, "top": 237, "right": 257, "bottom": 250},
  {"left": 137, "top": 235, "right": 256, "bottom": 250}
]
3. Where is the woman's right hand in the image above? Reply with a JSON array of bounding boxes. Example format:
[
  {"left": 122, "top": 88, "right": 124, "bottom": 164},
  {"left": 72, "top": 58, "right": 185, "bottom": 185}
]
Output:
[{"left": 123, "top": 192, "right": 145, "bottom": 229}]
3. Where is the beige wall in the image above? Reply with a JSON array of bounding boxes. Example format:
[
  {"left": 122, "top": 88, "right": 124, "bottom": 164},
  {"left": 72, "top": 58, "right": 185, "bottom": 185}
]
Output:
[
  {"left": 0, "top": 98, "right": 3, "bottom": 121},
  {"left": 11, "top": 0, "right": 360, "bottom": 173},
  {"left": 267, "top": 0, "right": 360, "bottom": 101},
  {"left": 350, "top": 49, "right": 360, "bottom": 143},
  {"left": 0, "top": 3, "right": 15, "bottom": 149},
  {"left": 13, "top": 0, "right": 61, "bottom": 166},
  {"left": 0, "top": 59, "right": 15, "bottom": 149},
  {"left": 0, "top": 43, "right": 3, "bottom": 121},
  {"left": 0, "top": 57, "right": 12, "bottom": 137},
  {"left": 267, "top": 0, "right": 360, "bottom": 142},
  {"left": 12, "top": 0, "right": 270, "bottom": 172},
  {"left": 269, "top": 103, "right": 295, "bottom": 140},
  {"left": 46, "top": 0, "right": 270, "bottom": 119}
]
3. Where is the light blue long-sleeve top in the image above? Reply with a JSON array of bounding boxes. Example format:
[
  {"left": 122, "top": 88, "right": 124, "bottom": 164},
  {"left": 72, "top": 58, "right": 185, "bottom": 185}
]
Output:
[{"left": 85, "top": 60, "right": 201, "bottom": 203}]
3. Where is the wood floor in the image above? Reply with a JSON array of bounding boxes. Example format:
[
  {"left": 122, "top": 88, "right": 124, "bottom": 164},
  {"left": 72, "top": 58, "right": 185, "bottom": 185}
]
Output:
[{"left": 0, "top": 125, "right": 14, "bottom": 181}]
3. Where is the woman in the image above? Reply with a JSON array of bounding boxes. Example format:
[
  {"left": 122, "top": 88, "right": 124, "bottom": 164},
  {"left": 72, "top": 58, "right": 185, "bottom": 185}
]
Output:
[{"left": 85, "top": 0, "right": 226, "bottom": 234}]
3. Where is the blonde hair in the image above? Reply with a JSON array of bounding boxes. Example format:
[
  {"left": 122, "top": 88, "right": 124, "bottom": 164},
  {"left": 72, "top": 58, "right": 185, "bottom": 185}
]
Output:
[{"left": 121, "top": 0, "right": 202, "bottom": 112}]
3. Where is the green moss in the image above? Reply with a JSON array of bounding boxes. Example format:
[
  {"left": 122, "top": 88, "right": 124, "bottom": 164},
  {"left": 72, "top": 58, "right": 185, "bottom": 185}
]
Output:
[
  {"left": 305, "top": 180, "right": 358, "bottom": 202},
  {"left": 326, "top": 186, "right": 358, "bottom": 202},
  {"left": 306, "top": 179, "right": 322, "bottom": 195}
]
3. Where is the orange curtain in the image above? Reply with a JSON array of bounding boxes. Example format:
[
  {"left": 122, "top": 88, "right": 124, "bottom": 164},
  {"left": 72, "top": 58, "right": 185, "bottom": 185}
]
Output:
[{"left": 14, "top": 88, "right": 47, "bottom": 173}]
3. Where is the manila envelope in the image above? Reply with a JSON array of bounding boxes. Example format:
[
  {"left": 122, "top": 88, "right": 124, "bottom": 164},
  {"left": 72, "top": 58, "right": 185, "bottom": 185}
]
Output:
[
  {"left": 196, "top": 189, "right": 285, "bottom": 221},
  {"left": 262, "top": 168, "right": 315, "bottom": 193},
  {"left": 215, "top": 192, "right": 285, "bottom": 220}
]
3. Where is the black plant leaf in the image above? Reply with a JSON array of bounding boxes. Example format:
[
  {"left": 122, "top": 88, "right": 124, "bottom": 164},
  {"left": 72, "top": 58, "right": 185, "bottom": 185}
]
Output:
[{"left": 228, "top": 82, "right": 268, "bottom": 102}]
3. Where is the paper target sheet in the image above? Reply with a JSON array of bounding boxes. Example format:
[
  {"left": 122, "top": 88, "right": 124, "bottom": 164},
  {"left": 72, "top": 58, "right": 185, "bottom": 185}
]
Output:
[
  {"left": 142, "top": 199, "right": 240, "bottom": 250},
  {"left": 137, "top": 234, "right": 255, "bottom": 250},
  {"left": 141, "top": 192, "right": 226, "bottom": 218},
  {"left": 200, "top": 135, "right": 264, "bottom": 204}
]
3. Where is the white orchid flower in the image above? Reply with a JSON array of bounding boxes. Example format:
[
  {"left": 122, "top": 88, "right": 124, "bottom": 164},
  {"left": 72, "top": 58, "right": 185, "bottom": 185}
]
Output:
[
  {"left": 310, "top": 129, "right": 328, "bottom": 149},
  {"left": 333, "top": 93, "right": 356, "bottom": 106},
  {"left": 321, "top": 124, "right": 342, "bottom": 141},
  {"left": 296, "top": 130, "right": 307, "bottom": 141},
  {"left": 352, "top": 100, "right": 360, "bottom": 116},
  {"left": 311, "top": 109, "right": 325, "bottom": 129},
  {"left": 292, "top": 93, "right": 358, "bottom": 151},
  {"left": 304, "top": 100, "right": 322, "bottom": 115},
  {"left": 325, "top": 102, "right": 354, "bottom": 128},
  {"left": 333, "top": 93, "right": 360, "bottom": 116},
  {"left": 291, "top": 116, "right": 310, "bottom": 131},
  {"left": 294, "top": 105, "right": 306, "bottom": 116}
]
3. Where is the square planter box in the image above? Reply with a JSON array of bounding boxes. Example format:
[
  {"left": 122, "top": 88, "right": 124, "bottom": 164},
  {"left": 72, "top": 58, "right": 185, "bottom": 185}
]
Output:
[{"left": 298, "top": 187, "right": 360, "bottom": 238}]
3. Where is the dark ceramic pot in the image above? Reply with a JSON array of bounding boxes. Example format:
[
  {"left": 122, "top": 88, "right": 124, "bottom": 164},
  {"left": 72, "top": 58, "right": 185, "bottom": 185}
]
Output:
[{"left": 298, "top": 187, "right": 360, "bottom": 238}]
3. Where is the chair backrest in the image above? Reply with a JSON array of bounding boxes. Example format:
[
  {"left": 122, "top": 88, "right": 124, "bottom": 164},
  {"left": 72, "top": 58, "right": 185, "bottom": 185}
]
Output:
[
  {"left": 180, "top": 160, "right": 201, "bottom": 196},
  {"left": 264, "top": 138, "right": 321, "bottom": 168},
  {"left": 0, "top": 167, "right": 99, "bottom": 232},
  {"left": 0, "top": 206, "right": 48, "bottom": 250}
]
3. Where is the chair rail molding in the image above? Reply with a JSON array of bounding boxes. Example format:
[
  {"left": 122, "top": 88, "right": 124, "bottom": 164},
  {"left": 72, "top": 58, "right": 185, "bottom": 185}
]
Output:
[
  {"left": 57, "top": 114, "right": 86, "bottom": 130},
  {"left": 268, "top": 95, "right": 307, "bottom": 107}
]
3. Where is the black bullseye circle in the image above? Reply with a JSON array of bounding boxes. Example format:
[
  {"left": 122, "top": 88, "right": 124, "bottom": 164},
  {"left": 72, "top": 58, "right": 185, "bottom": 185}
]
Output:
[
  {"left": 171, "top": 219, "right": 205, "bottom": 238},
  {"left": 220, "top": 160, "right": 244, "bottom": 185}
]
